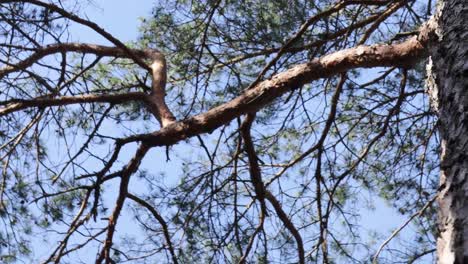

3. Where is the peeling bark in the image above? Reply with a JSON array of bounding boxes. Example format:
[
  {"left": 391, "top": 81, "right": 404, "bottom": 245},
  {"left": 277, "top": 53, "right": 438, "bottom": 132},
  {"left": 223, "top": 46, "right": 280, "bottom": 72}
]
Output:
[{"left": 429, "top": 1, "right": 468, "bottom": 263}]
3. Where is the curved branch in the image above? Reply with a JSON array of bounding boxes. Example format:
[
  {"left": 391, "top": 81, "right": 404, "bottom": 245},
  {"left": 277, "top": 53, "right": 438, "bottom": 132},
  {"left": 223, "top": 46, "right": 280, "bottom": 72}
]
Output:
[
  {"left": 240, "top": 113, "right": 267, "bottom": 209},
  {"left": 0, "top": 42, "right": 175, "bottom": 127},
  {"left": 146, "top": 51, "right": 176, "bottom": 127},
  {"left": 119, "top": 23, "right": 436, "bottom": 147},
  {"left": 1, "top": 0, "right": 150, "bottom": 71},
  {"left": 245, "top": 0, "right": 398, "bottom": 90},
  {"left": 127, "top": 193, "right": 179, "bottom": 264},
  {"left": 265, "top": 190, "right": 305, "bottom": 264},
  {"left": 0, "top": 43, "right": 153, "bottom": 79}
]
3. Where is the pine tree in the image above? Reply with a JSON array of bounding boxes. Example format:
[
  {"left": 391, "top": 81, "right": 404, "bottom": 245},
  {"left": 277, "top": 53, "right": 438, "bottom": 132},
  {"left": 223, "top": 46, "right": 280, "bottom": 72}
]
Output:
[{"left": 0, "top": 0, "right": 465, "bottom": 263}]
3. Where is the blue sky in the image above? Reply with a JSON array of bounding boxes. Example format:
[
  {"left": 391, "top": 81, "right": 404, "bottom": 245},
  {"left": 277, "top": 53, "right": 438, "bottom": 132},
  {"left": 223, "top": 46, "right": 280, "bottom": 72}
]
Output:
[{"left": 69, "top": 0, "right": 154, "bottom": 43}]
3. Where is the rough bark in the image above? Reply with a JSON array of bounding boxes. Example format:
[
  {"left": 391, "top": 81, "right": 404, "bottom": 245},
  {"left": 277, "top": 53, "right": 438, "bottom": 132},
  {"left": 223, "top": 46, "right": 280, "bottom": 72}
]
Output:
[{"left": 429, "top": 1, "right": 468, "bottom": 263}]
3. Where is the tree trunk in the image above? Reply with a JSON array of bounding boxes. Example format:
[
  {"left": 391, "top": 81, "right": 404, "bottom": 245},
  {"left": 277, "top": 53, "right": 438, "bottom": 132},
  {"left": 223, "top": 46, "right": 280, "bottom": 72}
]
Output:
[{"left": 429, "top": 1, "right": 468, "bottom": 262}]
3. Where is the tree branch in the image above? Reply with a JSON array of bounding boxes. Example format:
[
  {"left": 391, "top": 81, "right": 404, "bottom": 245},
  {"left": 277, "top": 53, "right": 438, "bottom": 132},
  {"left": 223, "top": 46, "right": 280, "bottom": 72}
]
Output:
[
  {"left": 96, "top": 144, "right": 150, "bottom": 264},
  {"left": 127, "top": 193, "right": 179, "bottom": 264},
  {"left": 0, "top": 41, "right": 175, "bottom": 127},
  {"left": 0, "top": 42, "right": 160, "bottom": 79},
  {"left": 145, "top": 51, "right": 176, "bottom": 127},
  {"left": 119, "top": 24, "right": 435, "bottom": 147},
  {"left": 265, "top": 190, "right": 305, "bottom": 264},
  {"left": 0, "top": 92, "right": 147, "bottom": 116},
  {"left": 1, "top": 0, "right": 150, "bottom": 71}
]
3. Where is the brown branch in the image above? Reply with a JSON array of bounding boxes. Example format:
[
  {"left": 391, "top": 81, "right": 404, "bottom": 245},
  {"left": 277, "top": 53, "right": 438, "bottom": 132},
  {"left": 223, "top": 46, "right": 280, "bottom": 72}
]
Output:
[
  {"left": 145, "top": 51, "right": 176, "bottom": 127},
  {"left": 55, "top": 106, "right": 113, "bottom": 181},
  {"left": 240, "top": 113, "right": 266, "bottom": 208},
  {"left": 1, "top": 1, "right": 176, "bottom": 128},
  {"left": 45, "top": 190, "right": 93, "bottom": 263},
  {"left": 313, "top": 74, "right": 346, "bottom": 263},
  {"left": 239, "top": 112, "right": 305, "bottom": 263},
  {"left": 119, "top": 24, "right": 435, "bottom": 147},
  {"left": 89, "top": 143, "right": 124, "bottom": 220},
  {"left": 238, "top": 113, "right": 268, "bottom": 263},
  {"left": 357, "top": 0, "right": 408, "bottom": 44},
  {"left": 0, "top": 43, "right": 152, "bottom": 79},
  {"left": 0, "top": 42, "right": 175, "bottom": 127},
  {"left": 245, "top": 0, "right": 397, "bottom": 90},
  {"left": 329, "top": 69, "right": 408, "bottom": 197},
  {"left": 238, "top": 210, "right": 266, "bottom": 264},
  {"left": 172, "top": 8, "right": 403, "bottom": 84},
  {"left": 0, "top": 92, "right": 147, "bottom": 116},
  {"left": 127, "top": 193, "right": 179, "bottom": 264},
  {"left": 96, "top": 144, "right": 150, "bottom": 264},
  {"left": 265, "top": 191, "right": 305, "bottom": 264},
  {"left": 2, "top": 50, "right": 175, "bottom": 129},
  {"left": 1, "top": 0, "right": 150, "bottom": 71}
]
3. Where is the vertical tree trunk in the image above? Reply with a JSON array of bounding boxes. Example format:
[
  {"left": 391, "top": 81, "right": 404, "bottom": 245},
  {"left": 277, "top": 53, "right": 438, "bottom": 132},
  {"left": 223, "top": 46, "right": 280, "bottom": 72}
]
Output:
[{"left": 429, "top": 1, "right": 468, "bottom": 263}]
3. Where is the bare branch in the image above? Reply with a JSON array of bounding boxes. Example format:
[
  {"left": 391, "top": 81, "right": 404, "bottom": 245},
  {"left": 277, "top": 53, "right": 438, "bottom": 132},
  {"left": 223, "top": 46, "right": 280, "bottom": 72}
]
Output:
[
  {"left": 145, "top": 51, "right": 176, "bottom": 127},
  {"left": 1, "top": 0, "right": 151, "bottom": 71},
  {"left": 96, "top": 144, "right": 150, "bottom": 264},
  {"left": 127, "top": 193, "right": 179, "bottom": 264},
  {"left": 265, "top": 190, "right": 305, "bottom": 264},
  {"left": 0, "top": 43, "right": 155, "bottom": 79},
  {"left": 0, "top": 92, "right": 147, "bottom": 116},
  {"left": 373, "top": 194, "right": 438, "bottom": 263}
]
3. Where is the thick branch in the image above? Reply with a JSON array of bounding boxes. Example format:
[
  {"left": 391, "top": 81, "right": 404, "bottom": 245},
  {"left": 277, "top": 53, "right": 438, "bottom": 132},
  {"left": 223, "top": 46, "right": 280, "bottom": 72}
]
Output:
[
  {"left": 0, "top": 43, "right": 175, "bottom": 127},
  {"left": 240, "top": 113, "right": 266, "bottom": 208},
  {"left": 145, "top": 51, "right": 176, "bottom": 127},
  {"left": 245, "top": 0, "right": 397, "bottom": 90},
  {"left": 119, "top": 25, "right": 435, "bottom": 147}
]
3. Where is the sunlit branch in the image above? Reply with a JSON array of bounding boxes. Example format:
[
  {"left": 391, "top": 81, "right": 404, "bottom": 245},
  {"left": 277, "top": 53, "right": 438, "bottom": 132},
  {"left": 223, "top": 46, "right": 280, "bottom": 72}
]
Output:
[
  {"left": 246, "top": 0, "right": 400, "bottom": 90},
  {"left": 119, "top": 23, "right": 435, "bottom": 147}
]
